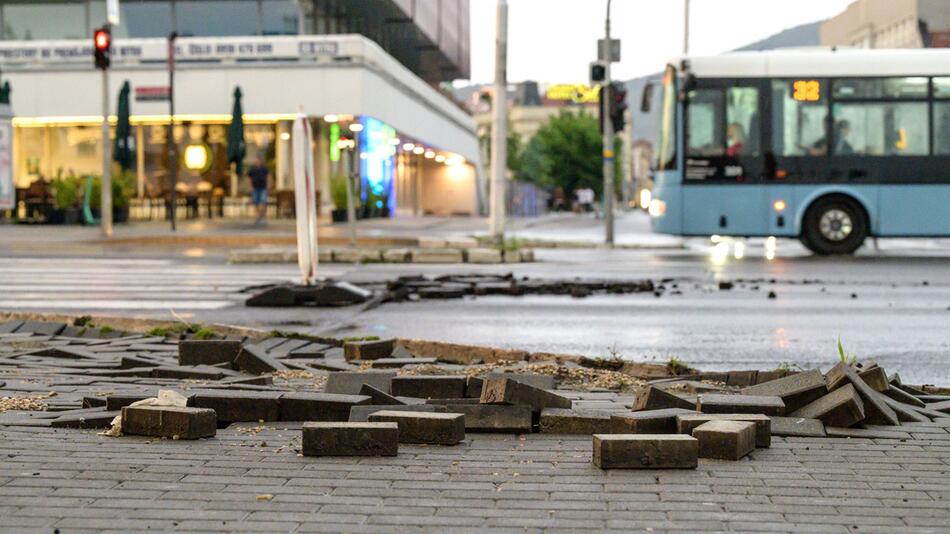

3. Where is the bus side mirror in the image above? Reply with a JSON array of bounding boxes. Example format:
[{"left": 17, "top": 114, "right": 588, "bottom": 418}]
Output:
[{"left": 640, "top": 82, "right": 654, "bottom": 113}]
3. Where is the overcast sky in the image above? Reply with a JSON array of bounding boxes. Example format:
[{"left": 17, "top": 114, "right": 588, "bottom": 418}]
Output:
[{"left": 465, "top": 0, "right": 855, "bottom": 84}]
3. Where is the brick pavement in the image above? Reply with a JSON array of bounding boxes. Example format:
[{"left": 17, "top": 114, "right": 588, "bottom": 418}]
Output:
[{"left": 3, "top": 322, "right": 950, "bottom": 532}]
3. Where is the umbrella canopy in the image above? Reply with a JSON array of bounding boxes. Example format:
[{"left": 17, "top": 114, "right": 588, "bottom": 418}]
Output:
[
  {"left": 0, "top": 82, "right": 11, "bottom": 105},
  {"left": 113, "top": 81, "right": 134, "bottom": 171},
  {"left": 227, "top": 87, "right": 246, "bottom": 175}
]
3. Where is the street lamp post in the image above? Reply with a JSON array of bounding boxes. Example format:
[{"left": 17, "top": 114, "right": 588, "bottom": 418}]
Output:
[
  {"left": 602, "top": 0, "right": 615, "bottom": 247},
  {"left": 167, "top": 32, "right": 178, "bottom": 232},
  {"left": 489, "top": 0, "right": 508, "bottom": 245}
]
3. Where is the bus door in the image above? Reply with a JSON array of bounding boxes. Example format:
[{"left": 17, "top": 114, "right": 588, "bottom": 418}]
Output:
[{"left": 682, "top": 79, "right": 768, "bottom": 236}]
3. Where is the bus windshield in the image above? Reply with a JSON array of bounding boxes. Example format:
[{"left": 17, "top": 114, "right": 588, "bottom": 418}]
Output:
[{"left": 656, "top": 65, "right": 677, "bottom": 170}]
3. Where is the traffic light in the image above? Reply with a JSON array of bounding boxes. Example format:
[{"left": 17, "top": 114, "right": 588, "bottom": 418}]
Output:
[
  {"left": 610, "top": 82, "right": 628, "bottom": 132},
  {"left": 94, "top": 26, "right": 111, "bottom": 70},
  {"left": 589, "top": 61, "right": 606, "bottom": 84}
]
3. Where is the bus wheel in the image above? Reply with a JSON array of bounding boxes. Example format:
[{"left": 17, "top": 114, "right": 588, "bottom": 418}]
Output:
[{"left": 801, "top": 196, "right": 868, "bottom": 255}]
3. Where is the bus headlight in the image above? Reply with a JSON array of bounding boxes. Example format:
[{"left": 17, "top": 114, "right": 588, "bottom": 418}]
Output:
[{"left": 648, "top": 199, "right": 666, "bottom": 217}]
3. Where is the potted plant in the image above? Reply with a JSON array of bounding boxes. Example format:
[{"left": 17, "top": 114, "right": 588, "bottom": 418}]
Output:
[
  {"left": 49, "top": 175, "right": 82, "bottom": 224},
  {"left": 87, "top": 171, "right": 134, "bottom": 223},
  {"left": 330, "top": 173, "right": 349, "bottom": 223}
]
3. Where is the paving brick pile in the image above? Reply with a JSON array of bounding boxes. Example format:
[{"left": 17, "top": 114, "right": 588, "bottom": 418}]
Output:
[{"left": 4, "top": 319, "right": 950, "bottom": 530}]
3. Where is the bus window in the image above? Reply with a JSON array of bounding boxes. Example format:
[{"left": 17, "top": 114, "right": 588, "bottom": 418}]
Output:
[
  {"left": 726, "top": 87, "right": 760, "bottom": 157},
  {"left": 687, "top": 89, "right": 724, "bottom": 157},
  {"left": 935, "top": 77, "right": 950, "bottom": 98},
  {"left": 834, "top": 77, "right": 929, "bottom": 99},
  {"left": 832, "top": 102, "right": 928, "bottom": 156},
  {"left": 936, "top": 102, "right": 950, "bottom": 155},
  {"left": 771, "top": 79, "right": 827, "bottom": 156}
]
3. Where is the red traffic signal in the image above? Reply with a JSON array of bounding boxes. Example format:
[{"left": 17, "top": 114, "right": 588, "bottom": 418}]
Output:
[{"left": 94, "top": 27, "right": 111, "bottom": 70}]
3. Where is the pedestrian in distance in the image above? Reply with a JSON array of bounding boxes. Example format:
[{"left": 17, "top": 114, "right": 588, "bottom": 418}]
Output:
[{"left": 247, "top": 157, "right": 269, "bottom": 225}]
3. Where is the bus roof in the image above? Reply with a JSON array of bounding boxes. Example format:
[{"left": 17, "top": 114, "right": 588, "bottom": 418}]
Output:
[{"left": 672, "top": 48, "right": 950, "bottom": 78}]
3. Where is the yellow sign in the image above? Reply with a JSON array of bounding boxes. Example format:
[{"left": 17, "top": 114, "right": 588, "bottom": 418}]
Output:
[
  {"left": 792, "top": 80, "right": 821, "bottom": 102},
  {"left": 546, "top": 84, "right": 600, "bottom": 104}
]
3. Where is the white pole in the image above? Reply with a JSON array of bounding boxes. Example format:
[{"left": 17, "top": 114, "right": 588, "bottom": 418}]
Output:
[
  {"left": 489, "top": 0, "right": 508, "bottom": 244},
  {"left": 101, "top": 67, "right": 113, "bottom": 237},
  {"left": 684, "top": 0, "right": 690, "bottom": 55},
  {"left": 602, "top": 0, "right": 614, "bottom": 246}
]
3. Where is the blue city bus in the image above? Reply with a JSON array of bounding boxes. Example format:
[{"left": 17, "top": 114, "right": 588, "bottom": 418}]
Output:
[{"left": 647, "top": 49, "right": 950, "bottom": 254}]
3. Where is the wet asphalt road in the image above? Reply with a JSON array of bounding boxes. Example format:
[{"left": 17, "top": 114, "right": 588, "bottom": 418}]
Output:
[{"left": 1, "top": 238, "right": 948, "bottom": 384}]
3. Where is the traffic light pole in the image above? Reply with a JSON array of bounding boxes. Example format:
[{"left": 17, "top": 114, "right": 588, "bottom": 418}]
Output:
[
  {"left": 602, "top": 0, "right": 615, "bottom": 247},
  {"left": 167, "top": 32, "right": 177, "bottom": 232},
  {"left": 100, "top": 31, "right": 113, "bottom": 238},
  {"left": 489, "top": 0, "right": 508, "bottom": 245}
]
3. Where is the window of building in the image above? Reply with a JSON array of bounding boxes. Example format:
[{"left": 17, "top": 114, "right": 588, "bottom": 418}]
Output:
[
  {"left": 261, "top": 0, "right": 298, "bottom": 35},
  {"left": 1, "top": 2, "right": 85, "bottom": 40},
  {"left": 687, "top": 89, "right": 724, "bottom": 157},
  {"left": 98, "top": 0, "right": 174, "bottom": 39},
  {"left": 726, "top": 87, "right": 760, "bottom": 157},
  {"left": 832, "top": 102, "right": 929, "bottom": 156},
  {"left": 771, "top": 79, "right": 828, "bottom": 156},
  {"left": 175, "top": 1, "right": 259, "bottom": 37}
]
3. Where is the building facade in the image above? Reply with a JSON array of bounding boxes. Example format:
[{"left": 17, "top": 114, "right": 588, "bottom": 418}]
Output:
[
  {"left": 0, "top": 0, "right": 478, "bottom": 221},
  {"left": 821, "top": 0, "right": 950, "bottom": 49}
]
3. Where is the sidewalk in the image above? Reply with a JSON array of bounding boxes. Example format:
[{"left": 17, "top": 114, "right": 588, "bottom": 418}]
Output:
[{"left": 0, "top": 211, "right": 683, "bottom": 258}]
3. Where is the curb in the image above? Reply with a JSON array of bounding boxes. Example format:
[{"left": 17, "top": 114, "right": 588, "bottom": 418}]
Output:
[{"left": 228, "top": 247, "right": 536, "bottom": 265}]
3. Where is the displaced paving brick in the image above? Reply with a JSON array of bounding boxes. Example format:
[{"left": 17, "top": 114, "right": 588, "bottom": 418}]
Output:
[
  {"left": 367, "top": 410, "right": 465, "bottom": 445},
  {"left": 825, "top": 363, "right": 899, "bottom": 426},
  {"left": 411, "top": 248, "right": 464, "bottom": 264},
  {"left": 790, "top": 383, "right": 865, "bottom": 428},
  {"left": 368, "top": 357, "right": 438, "bottom": 369},
  {"left": 121, "top": 406, "right": 216, "bottom": 439},
  {"left": 285, "top": 343, "right": 330, "bottom": 359},
  {"left": 150, "top": 365, "right": 225, "bottom": 380},
  {"left": 698, "top": 394, "right": 785, "bottom": 416},
  {"left": 479, "top": 377, "right": 572, "bottom": 411},
  {"left": 425, "top": 398, "right": 479, "bottom": 405},
  {"left": 343, "top": 339, "right": 395, "bottom": 361},
  {"left": 726, "top": 370, "right": 759, "bottom": 387},
  {"left": 487, "top": 372, "right": 555, "bottom": 391},
  {"left": 14, "top": 320, "right": 67, "bottom": 336},
  {"left": 106, "top": 392, "right": 195, "bottom": 411},
  {"left": 540, "top": 408, "right": 613, "bottom": 434},
  {"left": 233, "top": 344, "right": 288, "bottom": 375},
  {"left": 592, "top": 434, "right": 698, "bottom": 469},
  {"left": 349, "top": 404, "right": 437, "bottom": 422},
  {"left": 434, "top": 404, "right": 533, "bottom": 433},
  {"left": 927, "top": 399, "right": 950, "bottom": 414},
  {"left": 0, "top": 320, "right": 24, "bottom": 334},
  {"left": 611, "top": 408, "right": 696, "bottom": 433},
  {"left": 391, "top": 375, "right": 467, "bottom": 399},
  {"left": 741, "top": 369, "right": 827, "bottom": 412},
  {"left": 325, "top": 370, "right": 396, "bottom": 394},
  {"left": 769, "top": 416, "right": 826, "bottom": 437},
  {"left": 302, "top": 422, "right": 398, "bottom": 456},
  {"left": 279, "top": 392, "right": 371, "bottom": 422},
  {"left": 676, "top": 413, "right": 771, "bottom": 448},
  {"left": 190, "top": 390, "right": 281, "bottom": 423},
  {"left": 359, "top": 383, "right": 406, "bottom": 406},
  {"left": 884, "top": 385, "right": 926, "bottom": 408},
  {"left": 633, "top": 386, "right": 696, "bottom": 411},
  {"left": 858, "top": 366, "right": 890, "bottom": 393},
  {"left": 692, "top": 420, "right": 756, "bottom": 460},
  {"left": 178, "top": 340, "right": 243, "bottom": 366},
  {"left": 880, "top": 394, "right": 931, "bottom": 423},
  {"left": 50, "top": 410, "right": 120, "bottom": 429},
  {"left": 465, "top": 376, "right": 484, "bottom": 398}
]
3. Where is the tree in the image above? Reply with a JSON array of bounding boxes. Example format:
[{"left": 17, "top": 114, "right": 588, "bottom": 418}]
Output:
[{"left": 532, "top": 109, "right": 618, "bottom": 200}]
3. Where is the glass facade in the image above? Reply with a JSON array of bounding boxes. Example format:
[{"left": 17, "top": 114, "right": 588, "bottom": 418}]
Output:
[{"left": 0, "top": 0, "right": 298, "bottom": 40}]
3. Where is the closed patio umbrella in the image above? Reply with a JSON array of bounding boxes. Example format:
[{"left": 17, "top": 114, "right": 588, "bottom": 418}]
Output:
[
  {"left": 292, "top": 112, "right": 318, "bottom": 285},
  {"left": 113, "top": 81, "right": 133, "bottom": 171},
  {"left": 227, "top": 87, "right": 246, "bottom": 179}
]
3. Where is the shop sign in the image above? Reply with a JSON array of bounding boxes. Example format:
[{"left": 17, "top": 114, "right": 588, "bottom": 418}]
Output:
[
  {"left": 0, "top": 37, "right": 340, "bottom": 66},
  {"left": 0, "top": 105, "right": 12, "bottom": 210},
  {"left": 135, "top": 86, "right": 170, "bottom": 102},
  {"left": 545, "top": 84, "right": 600, "bottom": 104}
]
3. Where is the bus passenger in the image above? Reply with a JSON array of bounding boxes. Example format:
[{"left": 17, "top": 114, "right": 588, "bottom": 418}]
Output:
[
  {"left": 726, "top": 122, "right": 746, "bottom": 157},
  {"left": 807, "top": 120, "right": 853, "bottom": 156}
]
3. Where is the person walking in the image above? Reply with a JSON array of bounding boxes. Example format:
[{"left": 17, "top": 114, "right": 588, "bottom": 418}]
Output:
[{"left": 248, "top": 157, "right": 269, "bottom": 225}]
